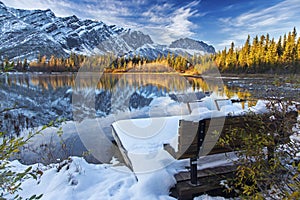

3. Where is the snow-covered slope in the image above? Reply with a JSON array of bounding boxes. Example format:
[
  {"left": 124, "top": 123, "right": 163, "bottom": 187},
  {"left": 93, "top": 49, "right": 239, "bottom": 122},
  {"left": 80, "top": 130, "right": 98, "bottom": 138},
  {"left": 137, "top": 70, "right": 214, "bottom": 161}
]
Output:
[
  {"left": 125, "top": 41, "right": 216, "bottom": 60},
  {"left": 0, "top": 1, "right": 215, "bottom": 61},
  {"left": 0, "top": 1, "right": 153, "bottom": 60},
  {"left": 169, "top": 38, "right": 215, "bottom": 54}
]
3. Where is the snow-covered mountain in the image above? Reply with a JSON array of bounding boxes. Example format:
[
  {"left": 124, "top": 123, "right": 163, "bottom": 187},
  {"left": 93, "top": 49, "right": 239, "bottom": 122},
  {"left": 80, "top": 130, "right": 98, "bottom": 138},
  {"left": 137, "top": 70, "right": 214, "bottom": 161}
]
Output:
[
  {"left": 169, "top": 38, "right": 215, "bottom": 55},
  {"left": 0, "top": 1, "right": 215, "bottom": 61}
]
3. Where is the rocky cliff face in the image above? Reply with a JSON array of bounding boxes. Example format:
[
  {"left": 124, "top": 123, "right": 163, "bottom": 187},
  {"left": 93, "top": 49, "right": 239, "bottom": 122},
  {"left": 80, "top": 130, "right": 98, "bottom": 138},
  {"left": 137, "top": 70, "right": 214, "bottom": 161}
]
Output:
[
  {"left": 0, "top": 2, "right": 154, "bottom": 60},
  {"left": 0, "top": 1, "right": 215, "bottom": 61}
]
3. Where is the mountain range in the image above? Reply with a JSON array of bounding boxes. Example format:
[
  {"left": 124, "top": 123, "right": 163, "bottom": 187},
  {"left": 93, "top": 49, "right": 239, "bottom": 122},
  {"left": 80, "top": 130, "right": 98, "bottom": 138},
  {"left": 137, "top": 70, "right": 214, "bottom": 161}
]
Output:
[{"left": 0, "top": 1, "right": 215, "bottom": 61}]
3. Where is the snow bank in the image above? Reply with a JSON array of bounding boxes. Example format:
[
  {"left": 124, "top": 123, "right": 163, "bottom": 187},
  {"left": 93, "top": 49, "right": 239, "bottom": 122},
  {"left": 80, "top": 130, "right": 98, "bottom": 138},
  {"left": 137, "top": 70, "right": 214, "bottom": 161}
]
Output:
[
  {"left": 4, "top": 155, "right": 236, "bottom": 200},
  {"left": 4, "top": 157, "right": 136, "bottom": 200}
]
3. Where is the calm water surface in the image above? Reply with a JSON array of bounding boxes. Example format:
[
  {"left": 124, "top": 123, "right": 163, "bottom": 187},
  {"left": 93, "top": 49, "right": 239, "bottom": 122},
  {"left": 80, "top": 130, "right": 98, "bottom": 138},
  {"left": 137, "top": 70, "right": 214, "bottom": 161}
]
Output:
[
  {"left": 2, "top": 72, "right": 299, "bottom": 163},
  {"left": 2, "top": 72, "right": 298, "bottom": 133}
]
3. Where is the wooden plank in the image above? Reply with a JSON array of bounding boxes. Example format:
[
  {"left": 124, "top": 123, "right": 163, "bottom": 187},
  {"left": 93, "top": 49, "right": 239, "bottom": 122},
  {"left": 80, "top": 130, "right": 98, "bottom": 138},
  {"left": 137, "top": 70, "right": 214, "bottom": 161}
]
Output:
[
  {"left": 164, "top": 143, "right": 198, "bottom": 160},
  {"left": 203, "top": 117, "right": 226, "bottom": 127},
  {"left": 163, "top": 144, "right": 179, "bottom": 159},
  {"left": 111, "top": 126, "right": 134, "bottom": 171},
  {"left": 165, "top": 111, "right": 298, "bottom": 160},
  {"left": 202, "top": 125, "right": 244, "bottom": 144},
  {"left": 177, "top": 153, "right": 198, "bottom": 160},
  {"left": 200, "top": 142, "right": 237, "bottom": 156},
  {"left": 178, "top": 136, "right": 198, "bottom": 146},
  {"left": 175, "top": 171, "right": 235, "bottom": 200},
  {"left": 205, "top": 123, "right": 248, "bottom": 133},
  {"left": 208, "top": 147, "right": 233, "bottom": 155},
  {"left": 178, "top": 133, "right": 198, "bottom": 141},
  {"left": 179, "top": 143, "right": 198, "bottom": 151},
  {"left": 175, "top": 165, "right": 237, "bottom": 182},
  {"left": 178, "top": 121, "right": 199, "bottom": 136},
  {"left": 174, "top": 117, "right": 247, "bottom": 159},
  {"left": 171, "top": 165, "right": 237, "bottom": 200},
  {"left": 178, "top": 150, "right": 198, "bottom": 160},
  {"left": 175, "top": 117, "right": 246, "bottom": 158},
  {"left": 176, "top": 120, "right": 200, "bottom": 159}
]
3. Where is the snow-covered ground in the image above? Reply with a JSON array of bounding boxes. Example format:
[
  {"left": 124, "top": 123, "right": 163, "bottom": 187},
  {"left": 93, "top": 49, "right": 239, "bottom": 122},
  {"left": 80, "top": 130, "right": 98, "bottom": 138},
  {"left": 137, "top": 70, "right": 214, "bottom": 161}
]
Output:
[
  {"left": 5, "top": 155, "right": 232, "bottom": 200},
  {"left": 2, "top": 97, "right": 299, "bottom": 200}
]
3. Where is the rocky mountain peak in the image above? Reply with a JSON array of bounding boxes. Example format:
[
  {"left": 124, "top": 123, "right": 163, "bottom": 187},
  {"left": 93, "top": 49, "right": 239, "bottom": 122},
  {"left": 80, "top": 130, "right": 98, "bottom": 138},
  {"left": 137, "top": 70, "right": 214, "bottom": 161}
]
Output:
[
  {"left": 169, "top": 38, "right": 215, "bottom": 54},
  {"left": 0, "top": 1, "right": 5, "bottom": 7},
  {"left": 0, "top": 1, "right": 157, "bottom": 60},
  {"left": 0, "top": 1, "right": 215, "bottom": 61}
]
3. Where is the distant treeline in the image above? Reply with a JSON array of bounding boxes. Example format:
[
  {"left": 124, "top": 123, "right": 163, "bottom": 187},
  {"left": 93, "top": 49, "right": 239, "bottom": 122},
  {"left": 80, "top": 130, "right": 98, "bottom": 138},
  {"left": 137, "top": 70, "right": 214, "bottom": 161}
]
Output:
[
  {"left": 29, "top": 53, "right": 85, "bottom": 72},
  {"left": 214, "top": 27, "right": 300, "bottom": 74},
  {"left": 0, "top": 52, "right": 207, "bottom": 74},
  {"left": 0, "top": 53, "right": 85, "bottom": 72},
  {"left": 1, "top": 28, "right": 300, "bottom": 74},
  {"left": 106, "top": 53, "right": 208, "bottom": 73}
]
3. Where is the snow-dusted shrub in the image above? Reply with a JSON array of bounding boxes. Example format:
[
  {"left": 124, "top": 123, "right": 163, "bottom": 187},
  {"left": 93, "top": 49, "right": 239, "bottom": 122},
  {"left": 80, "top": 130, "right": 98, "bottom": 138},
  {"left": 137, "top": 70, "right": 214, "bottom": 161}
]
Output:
[
  {"left": 220, "top": 99, "right": 299, "bottom": 199},
  {"left": 0, "top": 121, "right": 56, "bottom": 199}
]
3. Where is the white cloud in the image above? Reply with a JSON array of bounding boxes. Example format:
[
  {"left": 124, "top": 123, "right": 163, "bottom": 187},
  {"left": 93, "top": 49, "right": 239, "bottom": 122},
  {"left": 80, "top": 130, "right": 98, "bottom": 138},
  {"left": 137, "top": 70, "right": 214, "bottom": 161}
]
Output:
[
  {"left": 142, "top": 3, "right": 173, "bottom": 24},
  {"left": 1, "top": 0, "right": 81, "bottom": 17},
  {"left": 1, "top": 0, "right": 50, "bottom": 10},
  {"left": 217, "top": 0, "right": 300, "bottom": 49},
  {"left": 222, "top": 5, "right": 234, "bottom": 11},
  {"left": 1, "top": 0, "right": 142, "bottom": 30},
  {"left": 1, "top": 0, "right": 202, "bottom": 44},
  {"left": 164, "top": 7, "right": 197, "bottom": 40},
  {"left": 141, "top": 1, "right": 202, "bottom": 44}
]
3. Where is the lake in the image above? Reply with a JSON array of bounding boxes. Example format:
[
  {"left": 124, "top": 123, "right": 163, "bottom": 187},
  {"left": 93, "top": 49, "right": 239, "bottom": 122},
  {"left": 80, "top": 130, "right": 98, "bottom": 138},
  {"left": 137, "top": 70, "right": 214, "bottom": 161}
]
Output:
[
  {"left": 1, "top": 72, "right": 299, "bottom": 163},
  {"left": 2, "top": 72, "right": 299, "bottom": 135}
]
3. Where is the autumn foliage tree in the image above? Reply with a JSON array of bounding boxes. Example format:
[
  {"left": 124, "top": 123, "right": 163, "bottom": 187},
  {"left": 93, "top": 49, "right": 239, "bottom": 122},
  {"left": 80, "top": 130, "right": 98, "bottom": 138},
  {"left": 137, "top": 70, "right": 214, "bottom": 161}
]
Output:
[{"left": 215, "top": 27, "right": 300, "bottom": 74}]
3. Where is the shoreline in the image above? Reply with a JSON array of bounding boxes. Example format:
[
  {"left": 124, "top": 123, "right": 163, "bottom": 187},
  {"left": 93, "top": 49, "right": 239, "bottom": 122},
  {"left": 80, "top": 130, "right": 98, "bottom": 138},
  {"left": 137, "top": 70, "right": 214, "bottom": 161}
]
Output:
[{"left": 3, "top": 71, "right": 300, "bottom": 79}]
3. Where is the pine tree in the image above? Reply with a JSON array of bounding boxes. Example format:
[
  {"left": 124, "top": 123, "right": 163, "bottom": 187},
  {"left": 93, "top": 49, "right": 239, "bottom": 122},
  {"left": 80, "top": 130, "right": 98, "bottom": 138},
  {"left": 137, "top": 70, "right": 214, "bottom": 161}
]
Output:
[
  {"left": 266, "top": 38, "right": 278, "bottom": 68},
  {"left": 292, "top": 27, "right": 297, "bottom": 63},
  {"left": 277, "top": 36, "right": 283, "bottom": 57},
  {"left": 225, "top": 42, "right": 236, "bottom": 71},
  {"left": 248, "top": 35, "right": 259, "bottom": 69},
  {"left": 297, "top": 37, "right": 300, "bottom": 61},
  {"left": 40, "top": 55, "right": 47, "bottom": 67},
  {"left": 238, "top": 35, "right": 250, "bottom": 69},
  {"left": 49, "top": 55, "right": 55, "bottom": 67},
  {"left": 216, "top": 48, "right": 226, "bottom": 70},
  {"left": 167, "top": 52, "right": 171, "bottom": 67},
  {"left": 282, "top": 32, "right": 295, "bottom": 63},
  {"left": 23, "top": 58, "right": 28, "bottom": 70},
  {"left": 258, "top": 35, "right": 266, "bottom": 68},
  {"left": 283, "top": 34, "right": 287, "bottom": 54},
  {"left": 265, "top": 33, "right": 270, "bottom": 51}
]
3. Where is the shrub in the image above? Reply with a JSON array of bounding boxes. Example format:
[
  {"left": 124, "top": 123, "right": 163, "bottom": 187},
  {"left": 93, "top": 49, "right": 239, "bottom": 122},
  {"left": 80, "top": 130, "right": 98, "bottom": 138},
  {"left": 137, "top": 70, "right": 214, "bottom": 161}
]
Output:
[
  {"left": 221, "top": 99, "right": 299, "bottom": 199},
  {"left": 0, "top": 123, "right": 53, "bottom": 199}
]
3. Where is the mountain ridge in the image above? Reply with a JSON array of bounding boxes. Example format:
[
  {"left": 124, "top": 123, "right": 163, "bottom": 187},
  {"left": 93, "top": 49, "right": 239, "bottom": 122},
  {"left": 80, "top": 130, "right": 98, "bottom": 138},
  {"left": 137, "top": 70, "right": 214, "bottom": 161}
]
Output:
[{"left": 0, "top": 1, "right": 215, "bottom": 61}]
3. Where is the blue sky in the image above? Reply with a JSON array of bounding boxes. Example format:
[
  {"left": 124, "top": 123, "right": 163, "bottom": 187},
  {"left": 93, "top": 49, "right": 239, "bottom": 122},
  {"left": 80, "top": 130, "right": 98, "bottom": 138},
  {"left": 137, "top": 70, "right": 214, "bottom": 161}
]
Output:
[{"left": 2, "top": 0, "right": 300, "bottom": 50}]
